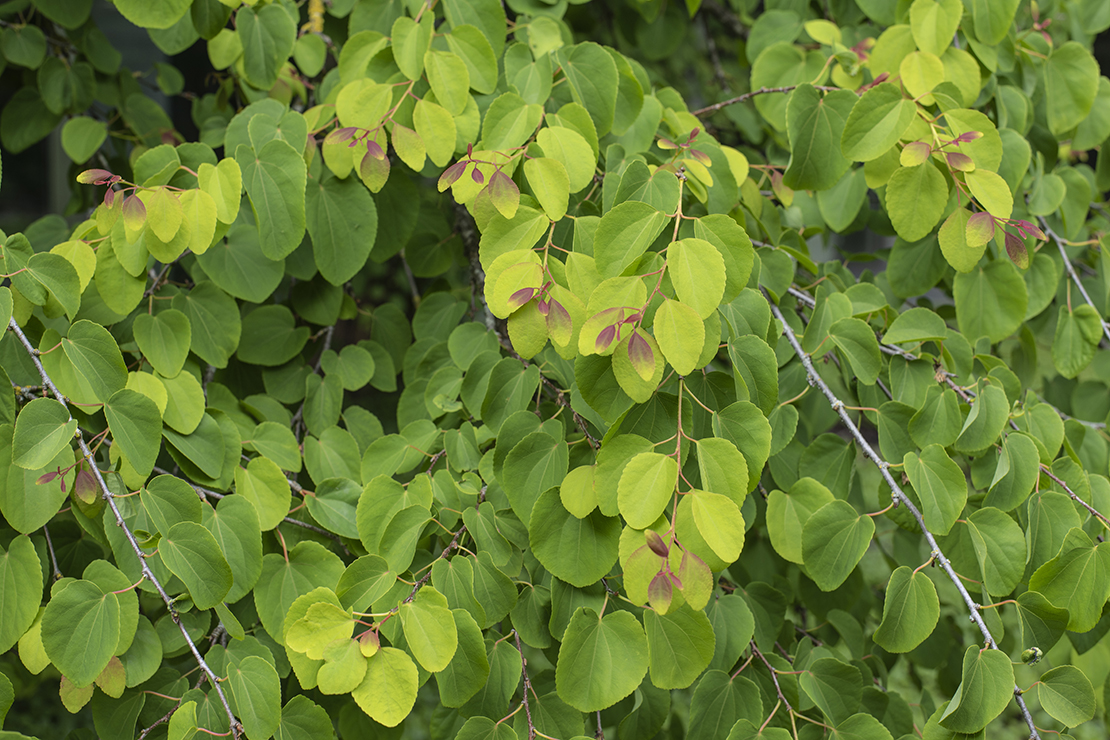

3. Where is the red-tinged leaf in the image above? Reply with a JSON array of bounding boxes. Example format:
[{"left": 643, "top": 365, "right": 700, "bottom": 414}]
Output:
[
  {"left": 953, "top": 130, "right": 983, "bottom": 143},
  {"left": 537, "top": 298, "right": 550, "bottom": 316},
  {"left": 488, "top": 170, "right": 520, "bottom": 219},
  {"left": 628, "top": 331, "right": 655, "bottom": 382},
  {"left": 658, "top": 138, "right": 678, "bottom": 150},
  {"left": 677, "top": 549, "right": 712, "bottom": 608},
  {"left": 648, "top": 571, "right": 673, "bottom": 614},
  {"left": 366, "top": 140, "right": 385, "bottom": 160},
  {"left": 77, "top": 168, "right": 113, "bottom": 185},
  {"left": 1004, "top": 230, "right": 1030, "bottom": 269},
  {"left": 667, "top": 571, "right": 682, "bottom": 589},
  {"left": 621, "top": 312, "right": 642, "bottom": 325},
  {"left": 359, "top": 630, "right": 380, "bottom": 657},
  {"left": 1014, "top": 219, "right": 1046, "bottom": 240},
  {"left": 687, "top": 127, "right": 701, "bottom": 143},
  {"left": 74, "top": 468, "right": 97, "bottom": 505},
  {"left": 547, "top": 299, "right": 573, "bottom": 346},
  {"left": 359, "top": 150, "right": 390, "bottom": 192},
  {"left": 326, "top": 126, "right": 358, "bottom": 144},
  {"left": 37, "top": 471, "right": 59, "bottom": 485},
  {"left": 103, "top": 188, "right": 116, "bottom": 208},
  {"left": 946, "top": 152, "right": 975, "bottom": 171},
  {"left": 965, "top": 211, "right": 995, "bottom": 247},
  {"left": 689, "top": 148, "right": 711, "bottom": 166},
  {"left": 437, "top": 160, "right": 468, "bottom": 192},
  {"left": 471, "top": 167, "right": 484, "bottom": 184},
  {"left": 901, "top": 141, "right": 932, "bottom": 166},
  {"left": 122, "top": 194, "right": 146, "bottom": 231},
  {"left": 646, "top": 529, "right": 669, "bottom": 557},
  {"left": 596, "top": 324, "right": 618, "bottom": 353},
  {"left": 508, "top": 287, "right": 535, "bottom": 311},
  {"left": 466, "top": 142, "right": 473, "bottom": 157}
]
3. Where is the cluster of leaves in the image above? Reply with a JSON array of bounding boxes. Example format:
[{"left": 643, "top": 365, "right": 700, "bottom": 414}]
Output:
[{"left": 1, "top": 0, "right": 1110, "bottom": 739}]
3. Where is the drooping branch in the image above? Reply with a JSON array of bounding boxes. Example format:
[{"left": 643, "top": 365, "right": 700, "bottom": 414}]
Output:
[
  {"left": 788, "top": 284, "right": 1110, "bottom": 528},
  {"left": 6, "top": 317, "right": 243, "bottom": 739},
  {"left": 762, "top": 297, "right": 1042, "bottom": 740},
  {"left": 1038, "top": 217, "right": 1110, "bottom": 347}
]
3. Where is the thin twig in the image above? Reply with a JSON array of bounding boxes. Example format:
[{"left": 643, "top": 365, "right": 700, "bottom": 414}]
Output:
[
  {"left": 1039, "top": 217, "right": 1110, "bottom": 347},
  {"left": 137, "top": 705, "right": 180, "bottom": 740},
  {"left": 512, "top": 628, "right": 537, "bottom": 740},
  {"left": 42, "top": 524, "right": 62, "bottom": 581},
  {"left": 750, "top": 642, "right": 793, "bottom": 712},
  {"left": 400, "top": 249, "right": 421, "bottom": 307},
  {"left": 762, "top": 298, "right": 1042, "bottom": 740},
  {"left": 693, "top": 85, "right": 840, "bottom": 117},
  {"left": 7, "top": 318, "right": 243, "bottom": 739},
  {"left": 403, "top": 524, "right": 467, "bottom": 604}
]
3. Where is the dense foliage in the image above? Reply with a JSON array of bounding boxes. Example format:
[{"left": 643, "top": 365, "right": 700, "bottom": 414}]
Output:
[{"left": 1, "top": 0, "right": 1110, "bottom": 738}]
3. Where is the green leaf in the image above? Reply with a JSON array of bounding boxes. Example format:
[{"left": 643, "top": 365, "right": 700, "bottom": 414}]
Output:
[
  {"left": 799, "top": 657, "right": 861, "bottom": 724},
  {"left": 782, "top": 84, "right": 856, "bottom": 190},
  {"left": 618, "top": 452, "right": 677, "bottom": 529},
  {"left": 524, "top": 157, "right": 570, "bottom": 222},
  {"left": 11, "top": 397, "right": 74, "bottom": 470},
  {"left": 985, "top": 433, "right": 1039, "bottom": 511},
  {"left": 910, "top": 0, "right": 961, "bottom": 56},
  {"left": 558, "top": 42, "right": 619, "bottom": 137},
  {"left": 668, "top": 238, "right": 726, "bottom": 320},
  {"left": 198, "top": 158, "right": 243, "bottom": 225},
  {"left": 1028, "top": 528, "right": 1110, "bottom": 633},
  {"left": 41, "top": 579, "right": 120, "bottom": 687},
  {"left": 236, "top": 4, "right": 296, "bottom": 89},
  {"left": 141, "top": 474, "right": 202, "bottom": 537},
  {"left": 1038, "top": 665, "right": 1095, "bottom": 727},
  {"left": 159, "top": 521, "right": 233, "bottom": 609},
  {"left": 938, "top": 646, "right": 1015, "bottom": 733},
  {"left": 801, "top": 500, "right": 875, "bottom": 591},
  {"left": 594, "top": 201, "right": 668, "bottom": 279},
  {"left": 727, "top": 336, "right": 778, "bottom": 415},
  {"left": 0, "top": 535, "right": 43, "bottom": 654},
  {"left": 829, "top": 318, "right": 881, "bottom": 385},
  {"left": 841, "top": 83, "right": 916, "bottom": 161},
  {"left": 413, "top": 99, "right": 456, "bottom": 168},
  {"left": 953, "top": 383, "right": 1008, "bottom": 454},
  {"left": 690, "top": 489, "right": 745, "bottom": 563},
  {"left": 872, "top": 566, "right": 939, "bottom": 653},
  {"left": 276, "top": 695, "right": 335, "bottom": 740},
  {"left": 831, "top": 713, "right": 895, "bottom": 740},
  {"left": 62, "top": 319, "right": 127, "bottom": 404},
  {"left": 751, "top": 42, "right": 826, "bottom": 131},
  {"left": 886, "top": 162, "right": 948, "bottom": 242},
  {"left": 228, "top": 655, "right": 281, "bottom": 740},
  {"left": 104, "top": 388, "right": 162, "bottom": 478},
  {"left": 204, "top": 495, "right": 263, "bottom": 604},
  {"left": 531, "top": 488, "right": 620, "bottom": 587},
  {"left": 400, "top": 586, "right": 458, "bottom": 672},
  {"left": 238, "top": 305, "right": 310, "bottom": 367},
  {"left": 392, "top": 14, "right": 433, "bottom": 81},
  {"left": 503, "top": 431, "right": 568, "bottom": 523},
  {"left": 437, "top": 609, "right": 490, "bottom": 707},
  {"left": 234, "top": 456, "right": 292, "bottom": 531},
  {"left": 61, "top": 116, "right": 107, "bottom": 163},
  {"left": 938, "top": 208, "right": 985, "bottom": 273},
  {"left": 238, "top": 139, "right": 307, "bottom": 261},
  {"left": 1043, "top": 41, "right": 1100, "bottom": 136},
  {"left": 902, "top": 445, "right": 966, "bottom": 536},
  {"left": 555, "top": 608, "right": 648, "bottom": 711},
  {"left": 1052, "top": 304, "right": 1102, "bottom": 378},
  {"left": 644, "top": 606, "right": 715, "bottom": 689},
  {"left": 172, "top": 282, "right": 241, "bottom": 369},
  {"left": 113, "top": 0, "right": 189, "bottom": 29},
  {"left": 133, "top": 310, "right": 192, "bottom": 379},
  {"left": 653, "top": 298, "right": 705, "bottom": 376},
  {"left": 687, "top": 671, "right": 763, "bottom": 740},
  {"left": 352, "top": 647, "right": 418, "bottom": 727},
  {"left": 953, "top": 259, "right": 1027, "bottom": 344}
]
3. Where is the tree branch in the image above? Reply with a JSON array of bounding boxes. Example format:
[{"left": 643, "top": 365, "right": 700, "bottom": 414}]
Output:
[
  {"left": 762, "top": 297, "right": 1042, "bottom": 740},
  {"left": 1039, "top": 216, "right": 1110, "bottom": 347},
  {"left": 7, "top": 318, "right": 243, "bottom": 739},
  {"left": 693, "top": 85, "right": 840, "bottom": 117}
]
